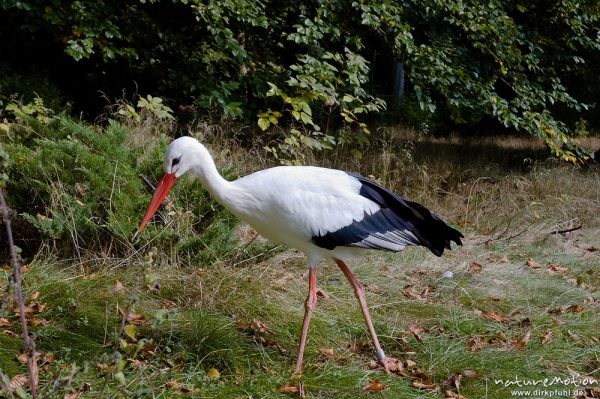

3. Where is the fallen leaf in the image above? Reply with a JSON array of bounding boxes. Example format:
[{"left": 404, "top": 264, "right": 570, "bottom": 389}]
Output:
[
  {"left": 567, "top": 330, "right": 583, "bottom": 345},
  {"left": 235, "top": 319, "right": 274, "bottom": 335},
  {"left": 317, "top": 348, "right": 336, "bottom": 360},
  {"left": 164, "top": 379, "right": 200, "bottom": 393},
  {"left": 402, "top": 284, "right": 421, "bottom": 299},
  {"left": 444, "top": 390, "right": 467, "bottom": 398},
  {"left": 586, "top": 246, "right": 598, "bottom": 252},
  {"left": 405, "top": 359, "right": 417, "bottom": 369},
  {"left": 127, "top": 312, "right": 146, "bottom": 325},
  {"left": 114, "top": 280, "right": 124, "bottom": 292},
  {"left": 547, "top": 264, "right": 568, "bottom": 273},
  {"left": 443, "top": 372, "right": 462, "bottom": 390},
  {"left": 315, "top": 288, "right": 329, "bottom": 299},
  {"left": 64, "top": 391, "right": 83, "bottom": 399},
  {"left": 408, "top": 325, "right": 424, "bottom": 342},
  {"left": 381, "top": 357, "right": 405, "bottom": 374},
  {"left": 75, "top": 182, "right": 86, "bottom": 196},
  {"left": 27, "top": 291, "right": 40, "bottom": 303},
  {"left": 540, "top": 329, "right": 553, "bottom": 345},
  {"left": 30, "top": 318, "right": 50, "bottom": 326},
  {"left": 276, "top": 383, "right": 301, "bottom": 396},
  {"left": 511, "top": 330, "right": 531, "bottom": 349},
  {"left": 480, "top": 310, "right": 505, "bottom": 323},
  {"left": 207, "top": 368, "right": 220, "bottom": 379},
  {"left": 363, "top": 380, "right": 385, "bottom": 391},
  {"left": 462, "top": 369, "right": 478, "bottom": 378},
  {"left": 567, "top": 304, "right": 584, "bottom": 313},
  {"left": 526, "top": 258, "right": 541, "bottom": 269},
  {"left": 0, "top": 317, "right": 13, "bottom": 327},
  {"left": 9, "top": 374, "right": 27, "bottom": 391},
  {"left": 411, "top": 380, "right": 437, "bottom": 390},
  {"left": 124, "top": 324, "right": 136, "bottom": 341},
  {"left": 468, "top": 262, "right": 483, "bottom": 273},
  {"left": 487, "top": 253, "right": 509, "bottom": 263}
]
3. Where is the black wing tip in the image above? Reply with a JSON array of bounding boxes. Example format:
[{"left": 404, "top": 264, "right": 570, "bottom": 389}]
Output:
[{"left": 428, "top": 227, "right": 464, "bottom": 257}]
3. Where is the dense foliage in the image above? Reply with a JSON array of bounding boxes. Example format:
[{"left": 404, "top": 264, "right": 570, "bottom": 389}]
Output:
[
  {"left": 0, "top": 104, "right": 267, "bottom": 260},
  {"left": 1, "top": 0, "right": 599, "bottom": 159}
]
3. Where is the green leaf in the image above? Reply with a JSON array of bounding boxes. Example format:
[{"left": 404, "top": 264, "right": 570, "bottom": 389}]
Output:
[{"left": 258, "top": 117, "right": 271, "bottom": 131}]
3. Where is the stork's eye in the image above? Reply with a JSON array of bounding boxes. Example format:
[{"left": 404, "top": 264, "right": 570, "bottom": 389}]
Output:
[{"left": 172, "top": 157, "right": 181, "bottom": 166}]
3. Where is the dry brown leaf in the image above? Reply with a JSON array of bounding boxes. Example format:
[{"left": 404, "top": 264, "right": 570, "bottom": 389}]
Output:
[
  {"left": 526, "top": 258, "right": 541, "bottom": 269},
  {"left": 317, "top": 348, "right": 336, "bottom": 360},
  {"left": 127, "top": 312, "right": 146, "bottom": 325},
  {"left": 382, "top": 357, "right": 405, "bottom": 374},
  {"left": 408, "top": 325, "right": 424, "bottom": 342},
  {"left": 468, "top": 262, "right": 483, "bottom": 273},
  {"left": 64, "top": 391, "right": 83, "bottom": 399},
  {"left": 462, "top": 369, "right": 478, "bottom": 378},
  {"left": 16, "top": 352, "right": 30, "bottom": 364},
  {"left": 30, "top": 318, "right": 50, "bottom": 326},
  {"left": 164, "top": 379, "right": 199, "bottom": 393},
  {"left": 547, "top": 264, "right": 568, "bottom": 273},
  {"left": 511, "top": 330, "right": 531, "bottom": 349},
  {"left": 444, "top": 389, "right": 467, "bottom": 398},
  {"left": 540, "top": 329, "right": 553, "bottom": 345},
  {"left": 487, "top": 253, "right": 509, "bottom": 263},
  {"left": 567, "top": 329, "right": 583, "bottom": 345},
  {"left": 586, "top": 246, "right": 598, "bottom": 252},
  {"left": 362, "top": 380, "right": 385, "bottom": 392},
  {"left": 411, "top": 380, "right": 437, "bottom": 390},
  {"left": 236, "top": 319, "right": 274, "bottom": 335},
  {"left": 114, "top": 280, "right": 124, "bottom": 292},
  {"left": 276, "top": 382, "right": 301, "bottom": 396},
  {"left": 443, "top": 372, "right": 462, "bottom": 390},
  {"left": 402, "top": 284, "right": 421, "bottom": 299},
  {"left": 406, "top": 359, "right": 417, "bottom": 369},
  {"left": 75, "top": 182, "right": 86, "bottom": 196},
  {"left": 3, "top": 329, "right": 16, "bottom": 336},
  {"left": 568, "top": 304, "right": 584, "bottom": 313},
  {"left": 480, "top": 310, "right": 505, "bottom": 323},
  {"left": 28, "top": 291, "right": 40, "bottom": 302},
  {"left": 0, "top": 317, "right": 13, "bottom": 327},
  {"left": 9, "top": 374, "right": 28, "bottom": 391},
  {"left": 207, "top": 368, "right": 220, "bottom": 379}
]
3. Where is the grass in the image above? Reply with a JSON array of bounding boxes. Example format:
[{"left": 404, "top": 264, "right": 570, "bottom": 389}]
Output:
[{"left": 1, "top": 124, "right": 600, "bottom": 398}]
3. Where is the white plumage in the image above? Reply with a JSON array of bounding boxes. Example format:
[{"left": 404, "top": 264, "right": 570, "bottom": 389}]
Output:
[{"left": 139, "top": 136, "right": 463, "bottom": 375}]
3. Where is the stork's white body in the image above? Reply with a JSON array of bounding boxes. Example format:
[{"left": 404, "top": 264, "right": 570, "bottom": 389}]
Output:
[{"left": 210, "top": 166, "right": 385, "bottom": 263}]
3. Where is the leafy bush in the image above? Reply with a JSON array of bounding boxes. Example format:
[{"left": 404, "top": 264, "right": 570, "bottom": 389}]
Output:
[{"left": 2, "top": 110, "right": 243, "bottom": 261}]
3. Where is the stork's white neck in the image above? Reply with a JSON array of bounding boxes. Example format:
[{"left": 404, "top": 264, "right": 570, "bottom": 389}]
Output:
[{"left": 189, "top": 145, "right": 234, "bottom": 204}]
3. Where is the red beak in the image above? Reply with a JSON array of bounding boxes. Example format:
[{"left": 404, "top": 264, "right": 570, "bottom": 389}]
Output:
[{"left": 138, "top": 173, "right": 177, "bottom": 232}]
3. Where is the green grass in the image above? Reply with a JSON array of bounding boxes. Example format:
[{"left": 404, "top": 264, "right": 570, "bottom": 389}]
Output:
[
  {"left": 2, "top": 225, "right": 599, "bottom": 398},
  {"left": 1, "top": 122, "right": 600, "bottom": 398}
]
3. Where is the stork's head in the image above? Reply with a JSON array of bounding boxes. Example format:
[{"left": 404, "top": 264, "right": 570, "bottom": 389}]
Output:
[{"left": 138, "top": 136, "right": 204, "bottom": 232}]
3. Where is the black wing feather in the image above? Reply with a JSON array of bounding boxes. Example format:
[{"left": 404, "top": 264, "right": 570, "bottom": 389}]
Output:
[{"left": 312, "top": 172, "right": 464, "bottom": 256}]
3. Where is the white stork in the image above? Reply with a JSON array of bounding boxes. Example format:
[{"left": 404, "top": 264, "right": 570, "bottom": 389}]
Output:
[{"left": 138, "top": 136, "right": 463, "bottom": 374}]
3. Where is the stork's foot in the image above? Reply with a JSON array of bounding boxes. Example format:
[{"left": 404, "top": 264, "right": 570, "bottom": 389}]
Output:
[{"left": 378, "top": 357, "right": 404, "bottom": 374}]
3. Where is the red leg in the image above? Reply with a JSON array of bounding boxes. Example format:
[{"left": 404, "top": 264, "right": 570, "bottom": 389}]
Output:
[
  {"left": 294, "top": 264, "right": 317, "bottom": 375},
  {"left": 335, "top": 258, "right": 398, "bottom": 371}
]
